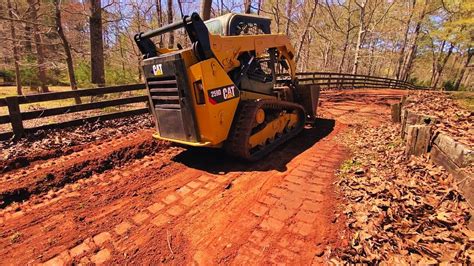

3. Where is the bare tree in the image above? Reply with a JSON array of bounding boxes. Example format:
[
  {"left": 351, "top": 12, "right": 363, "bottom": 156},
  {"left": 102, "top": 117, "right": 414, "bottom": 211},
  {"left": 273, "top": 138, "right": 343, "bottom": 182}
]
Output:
[
  {"left": 400, "top": 0, "right": 428, "bottom": 81},
  {"left": 155, "top": 0, "right": 164, "bottom": 48},
  {"left": 6, "top": 0, "right": 21, "bottom": 95},
  {"left": 352, "top": 0, "right": 366, "bottom": 75},
  {"left": 244, "top": 0, "right": 252, "bottom": 13},
  {"left": 89, "top": 0, "right": 105, "bottom": 86},
  {"left": 27, "top": 0, "right": 49, "bottom": 92},
  {"left": 295, "top": 0, "right": 318, "bottom": 64},
  {"left": 54, "top": 0, "right": 81, "bottom": 104},
  {"left": 395, "top": 0, "right": 416, "bottom": 80},
  {"left": 454, "top": 47, "right": 473, "bottom": 90},
  {"left": 285, "top": 0, "right": 292, "bottom": 35},
  {"left": 201, "top": 0, "right": 212, "bottom": 20},
  {"left": 167, "top": 0, "right": 174, "bottom": 48}
]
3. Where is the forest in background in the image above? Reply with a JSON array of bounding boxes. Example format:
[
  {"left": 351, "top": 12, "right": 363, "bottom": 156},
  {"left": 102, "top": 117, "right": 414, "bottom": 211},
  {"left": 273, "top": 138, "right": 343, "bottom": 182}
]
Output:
[{"left": 0, "top": 0, "right": 472, "bottom": 96}]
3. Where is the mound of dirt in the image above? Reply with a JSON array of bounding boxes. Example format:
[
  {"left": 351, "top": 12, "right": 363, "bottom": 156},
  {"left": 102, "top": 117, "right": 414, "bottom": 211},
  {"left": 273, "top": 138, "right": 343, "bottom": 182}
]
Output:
[{"left": 0, "top": 114, "right": 155, "bottom": 173}]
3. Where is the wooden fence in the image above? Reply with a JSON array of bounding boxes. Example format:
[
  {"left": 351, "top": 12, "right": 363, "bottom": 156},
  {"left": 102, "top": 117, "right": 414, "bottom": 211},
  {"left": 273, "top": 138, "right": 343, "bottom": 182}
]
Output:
[
  {"left": 0, "top": 84, "right": 148, "bottom": 140},
  {"left": 294, "top": 72, "right": 426, "bottom": 90},
  {"left": 0, "top": 72, "right": 426, "bottom": 140}
]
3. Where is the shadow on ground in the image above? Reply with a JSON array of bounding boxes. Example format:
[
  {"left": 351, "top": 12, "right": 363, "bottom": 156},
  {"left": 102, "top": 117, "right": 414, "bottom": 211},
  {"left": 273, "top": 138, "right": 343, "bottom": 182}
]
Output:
[{"left": 172, "top": 118, "right": 336, "bottom": 174}]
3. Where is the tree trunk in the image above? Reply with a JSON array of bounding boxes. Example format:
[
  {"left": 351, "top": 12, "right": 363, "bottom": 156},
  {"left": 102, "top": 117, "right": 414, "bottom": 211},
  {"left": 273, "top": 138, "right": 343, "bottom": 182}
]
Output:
[
  {"left": 395, "top": 0, "right": 415, "bottom": 80},
  {"left": 201, "top": 0, "right": 212, "bottom": 20},
  {"left": 54, "top": 0, "right": 81, "bottom": 104},
  {"left": 155, "top": 0, "right": 164, "bottom": 48},
  {"left": 295, "top": 0, "right": 318, "bottom": 64},
  {"left": 27, "top": 0, "right": 49, "bottom": 92},
  {"left": 244, "top": 0, "right": 252, "bottom": 13},
  {"left": 400, "top": 1, "right": 427, "bottom": 81},
  {"left": 285, "top": 0, "right": 292, "bottom": 35},
  {"left": 6, "top": 0, "right": 22, "bottom": 95},
  {"left": 89, "top": 0, "right": 105, "bottom": 86},
  {"left": 338, "top": 0, "right": 352, "bottom": 73},
  {"left": 454, "top": 48, "right": 473, "bottom": 91},
  {"left": 352, "top": 0, "right": 366, "bottom": 75},
  {"left": 167, "top": 0, "right": 174, "bottom": 48},
  {"left": 432, "top": 42, "right": 454, "bottom": 89}
]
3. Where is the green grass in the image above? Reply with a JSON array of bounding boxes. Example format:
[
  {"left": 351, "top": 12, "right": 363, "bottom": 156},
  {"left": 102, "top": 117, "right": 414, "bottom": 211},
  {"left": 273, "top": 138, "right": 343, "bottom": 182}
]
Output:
[
  {"left": 0, "top": 86, "right": 72, "bottom": 98},
  {"left": 447, "top": 91, "right": 474, "bottom": 112},
  {"left": 340, "top": 159, "right": 362, "bottom": 174}
]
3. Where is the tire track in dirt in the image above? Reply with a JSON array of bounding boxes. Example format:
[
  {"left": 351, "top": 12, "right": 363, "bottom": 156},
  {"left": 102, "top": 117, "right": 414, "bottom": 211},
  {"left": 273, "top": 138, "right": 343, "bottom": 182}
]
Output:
[{"left": 0, "top": 89, "right": 408, "bottom": 264}]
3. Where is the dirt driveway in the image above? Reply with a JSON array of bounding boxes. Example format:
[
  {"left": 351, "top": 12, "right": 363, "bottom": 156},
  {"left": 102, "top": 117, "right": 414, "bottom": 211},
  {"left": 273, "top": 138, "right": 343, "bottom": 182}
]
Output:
[{"left": 0, "top": 89, "right": 407, "bottom": 264}]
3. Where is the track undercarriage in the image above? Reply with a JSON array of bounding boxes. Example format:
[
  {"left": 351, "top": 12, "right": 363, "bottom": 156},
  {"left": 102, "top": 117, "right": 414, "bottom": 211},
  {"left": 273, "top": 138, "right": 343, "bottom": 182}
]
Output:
[{"left": 225, "top": 99, "right": 306, "bottom": 161}]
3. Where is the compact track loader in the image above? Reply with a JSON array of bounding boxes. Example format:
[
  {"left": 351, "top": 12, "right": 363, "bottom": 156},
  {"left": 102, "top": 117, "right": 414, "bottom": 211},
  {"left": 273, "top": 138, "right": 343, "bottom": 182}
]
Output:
[{"left": 135, "top": 12, "right": 319, "bottom": 161}]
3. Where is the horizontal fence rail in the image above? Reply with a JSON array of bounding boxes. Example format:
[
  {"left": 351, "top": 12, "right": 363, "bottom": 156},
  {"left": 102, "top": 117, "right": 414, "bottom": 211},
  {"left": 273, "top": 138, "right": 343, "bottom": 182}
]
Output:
[
  {"left": 293, "top": 72, "right": 427, "bottom": 90},
  {"left": 0, "top": 72, "right": 426, "bottom": 140},
  {"left": 0, "top": 84, "right": 148, "bottom": 140}
]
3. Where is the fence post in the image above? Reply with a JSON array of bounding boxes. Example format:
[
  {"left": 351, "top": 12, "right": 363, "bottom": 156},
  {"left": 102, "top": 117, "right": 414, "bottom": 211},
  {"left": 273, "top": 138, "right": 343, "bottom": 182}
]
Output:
[
  {"left": 6, "top": 96, "right": 24, "bottom": 138},
  {"left": 352, "top": 75, "right": 355, "bottom": 89},
  {"left": 328, "top": 73, "right": 332, "bottom": 89}
]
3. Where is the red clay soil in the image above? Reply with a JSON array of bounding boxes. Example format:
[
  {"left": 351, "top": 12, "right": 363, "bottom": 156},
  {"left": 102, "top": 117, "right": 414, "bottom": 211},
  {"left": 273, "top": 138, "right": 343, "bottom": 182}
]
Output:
[{"left": 0, "top": 89, "right": 407, "bottom": 264}]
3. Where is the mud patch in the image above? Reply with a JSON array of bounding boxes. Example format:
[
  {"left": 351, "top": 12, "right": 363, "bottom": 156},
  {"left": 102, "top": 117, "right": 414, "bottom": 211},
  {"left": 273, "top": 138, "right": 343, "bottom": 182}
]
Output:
[{"left": 0, "top": 139, "right": 169, "bottom": 208}]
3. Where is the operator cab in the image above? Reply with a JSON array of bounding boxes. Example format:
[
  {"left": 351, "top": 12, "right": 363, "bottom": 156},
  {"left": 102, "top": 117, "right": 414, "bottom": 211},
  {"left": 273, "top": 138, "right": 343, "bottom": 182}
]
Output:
[
  {"left": 204, "top": 13, "right": 271, "bottom": 36},
  {"left": 205, "top": 13, "right": 276, "bottom": 96}
]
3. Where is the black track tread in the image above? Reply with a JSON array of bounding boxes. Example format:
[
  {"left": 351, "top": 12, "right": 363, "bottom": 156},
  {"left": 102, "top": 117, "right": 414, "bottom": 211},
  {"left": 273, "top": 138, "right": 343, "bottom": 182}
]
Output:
[{"left": 225, "top": 99, "right": 305, "bottom": 161}]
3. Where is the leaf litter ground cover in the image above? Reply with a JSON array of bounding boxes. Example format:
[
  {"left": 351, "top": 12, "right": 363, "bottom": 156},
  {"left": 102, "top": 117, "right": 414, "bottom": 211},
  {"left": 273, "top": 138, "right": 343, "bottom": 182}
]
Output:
[{"left": 332, "top": 121, "right": 473, "bottom": 264}]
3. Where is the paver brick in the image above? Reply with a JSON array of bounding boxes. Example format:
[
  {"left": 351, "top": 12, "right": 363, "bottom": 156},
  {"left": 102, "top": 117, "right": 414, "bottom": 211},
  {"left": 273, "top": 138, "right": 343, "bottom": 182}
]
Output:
[
  {"left": 181, "top": 195, "right": 197, "bottom": 207},
  {"left": 204, "top": 182, "right": 219, "bottom": 190},
  {"left": 69, "top": 240, "right": 91, "bottom": 258},
  {"left": 90, "top": 248, "right": 111, "bottom": 264},
  {"left": 260, "top": 217, "right": 284, "bottom": 232},
  {"left": 295, "top": 210, "right": 316, "bottom": 223},
  {"left": 248, "top": 230, "right": 266, "bottom": 244},
  {"left": 301, "top": 200, "right": 322, "bottom": 212},
  {"left": 187, "top": 181, "right": 201, "bottom": 189},
  {"left": 290, "top": 221, "right": 313, "bottom": 236},
  {"left": 291, "top": 169, "right": 309, "bottom": 178},
  {"left": 198, "top": 175, "right": 212, "bottom": 182},
  {"left": 280, "top": 193, "right": 303, "bottom": 210},
  {"left": 269, "top": 206, "right": 295, "bottom": 221},
  {"left": 285, "top": 175, "right": 305, "bottom": 185},
  {"left": 152, "top": 214, "right": 170, "bottom": 227},
  {"left": 114, "top": 221, "right": 132, "bottom": 235},
  {"left": 43, "top": 251, "right": 70, "bottom": 266},
  {"left": 93, "top": 232, "right": 112, "bottom": 246},
  {"left": 193, "top": 188, "right": 210, "bottom": 198},
  {"left": 177, "top": 186, "right": 192, "bottom": 196},
  {"left": 167, "top": 205, "right": 184, "bottom": 216},
  {"left": 162, "top": 194, "right": 178, "bottom": 205},
  {"left": 215, "top": 175, "right": 228, "bottom": 183},
  {"left": 259, "top": 195, "right": 278, "bottom": 206},
  {"left": 147, "top": 202, "right": 165, "bottom": 214},
  {"left": 281, "top": 182, "right": 305, "bottom": 193},
  {"left": 249, "top": 203, "right": 269, "bottom": 217},
  {"left": 268, "top": 187, "right": 287, "bottom": 198},
  {"left": 132, "top": 212, "right": 150, "bottom": 224},
  {"left": 298, "top": 165, "right": 314, "bottom": 173}
]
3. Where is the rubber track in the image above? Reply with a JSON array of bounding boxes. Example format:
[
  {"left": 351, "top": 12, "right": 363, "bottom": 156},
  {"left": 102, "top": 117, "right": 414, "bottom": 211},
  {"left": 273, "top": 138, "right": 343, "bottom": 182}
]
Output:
[{"left": 225, "top": 99, "right": 305, "bottom": 161}]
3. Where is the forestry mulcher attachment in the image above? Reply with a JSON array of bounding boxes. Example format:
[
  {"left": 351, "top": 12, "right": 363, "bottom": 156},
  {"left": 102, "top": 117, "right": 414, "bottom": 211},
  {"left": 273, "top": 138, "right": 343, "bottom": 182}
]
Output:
[{"left": 135, "top": 12, "right": 319, "bottom": 161}]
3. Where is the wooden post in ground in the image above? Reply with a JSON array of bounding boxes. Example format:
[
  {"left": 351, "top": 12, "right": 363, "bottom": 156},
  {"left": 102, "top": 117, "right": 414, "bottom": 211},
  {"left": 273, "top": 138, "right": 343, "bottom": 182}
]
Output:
[
  {"left": 5, "top": 96, "right": 24, "bottom": 138},
  {"left": 391, "top": 103, "right": 401, "bottom": 123},
  {"left": 405, "top": 125, "right": 431, "bottom": 156}
]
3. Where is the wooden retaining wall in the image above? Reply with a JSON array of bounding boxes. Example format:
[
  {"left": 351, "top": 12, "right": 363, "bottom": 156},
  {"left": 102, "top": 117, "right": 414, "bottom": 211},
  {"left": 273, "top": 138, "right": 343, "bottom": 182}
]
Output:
[{"left": 392, "top": 99, "right": 473, "bottom": 228}]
